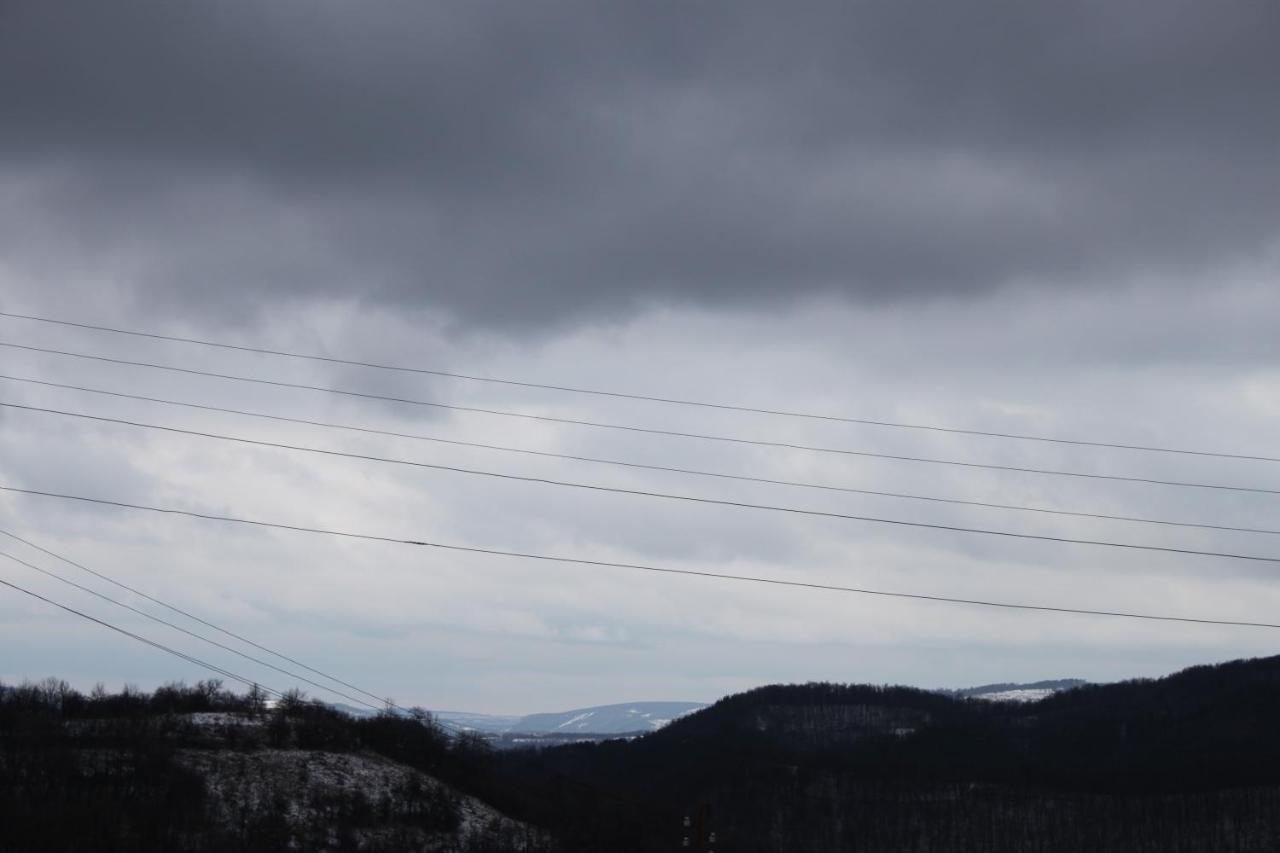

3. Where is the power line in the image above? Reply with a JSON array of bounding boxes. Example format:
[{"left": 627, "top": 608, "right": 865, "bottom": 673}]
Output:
[
  {"left": 6, "top": 404, "right": 1280, "bottom": 564},
  {"left": 3, "top": 484, "right": 1278, "bottom": 630},
  {"left": 3, "top": 309, "right": 1275, "bottom": 465},
  {"left": 6, "top": 373, "right": 1279, "bottom": 537},
  {"left": 0, "top": 548, "right": 384, "bottom": 712},
  {"left": 0, "top": 527, "right": 388, "bottom": 706},
  {"left": 0, "top": 573, "right": 287, "bottom": 697},
  {"left": 0, "top": 527, "right": 455, "bottom": 727},
  {"left": 4, "top": 342, "right": 1278, "bottom": 495}
]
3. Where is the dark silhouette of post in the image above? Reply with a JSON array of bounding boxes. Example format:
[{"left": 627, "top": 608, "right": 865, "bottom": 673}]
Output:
[{"left": 683, "top": 804, "right": 714, "bottom": 853}]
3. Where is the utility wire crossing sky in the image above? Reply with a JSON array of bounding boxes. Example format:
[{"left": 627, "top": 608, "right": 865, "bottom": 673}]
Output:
[
  {"left": 3, "top": 309, "right": 1276, "bottom": 463},
  {"left": 4, "top": 0, "right": 1280, "bottom": 712},
  {"left": 5, "top": 484, "right": 1280, "bottom": 631},
  {"left": 5, "top": 372, "right": 1276, "bottom": 536},
  {"left": 3, "top": 341, "right": 1277, "bottom": 494}
]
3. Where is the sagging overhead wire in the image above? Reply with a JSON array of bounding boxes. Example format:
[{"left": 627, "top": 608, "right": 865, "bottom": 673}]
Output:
[
  {"left": 0, "top": 528, "right": 461, "bottom": 728},
  {"left": 4, "top": 483, "right": 1280, "bottom": 629},
  {"left": 5, "top": 402, "right": 1280, "bottom": 563},
  {"left": 2, "top": 343, "right": 1277, "bottom": 495},
  {"left": 0, "top": 527, "right": 384, "bottom": 705},
  {"left": 0, "top": 573, "right": 288, "bottom": 697},
  {"left": 0, "top": 547, "right": 384, "bottom": 713},
  {"left": 2, "top": 309, "right": 1276, "bottom": 464},
  {"left": 4, "top": 374, "right": 1279, "bottom": 536}
]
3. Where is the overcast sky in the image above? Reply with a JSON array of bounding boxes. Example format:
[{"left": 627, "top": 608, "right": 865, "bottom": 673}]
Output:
[{"left": 2, "top": 0, "right": 1279, "bottom": 714}]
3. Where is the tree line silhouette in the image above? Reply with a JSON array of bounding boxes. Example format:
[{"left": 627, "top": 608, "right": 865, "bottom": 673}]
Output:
[{"left": 5, "top": 654, "right": 1280, "bottom": 851}]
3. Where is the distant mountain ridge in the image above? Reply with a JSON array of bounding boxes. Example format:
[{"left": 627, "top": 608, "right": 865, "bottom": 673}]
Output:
[
  {"left": 332, "top": 701, "right": 709, "bottom": 735},
  {"left": 336, "top": 679, "right": 1091, "bottom": 733},
  {"left": 430, "top": 710, "right": 522, "bottom": 733},
  {"left": 431, "top": 702, "right": 709, "bottom": 734},
  {"left": 512, "top": 701, "right": 707, "bottom": 734}
]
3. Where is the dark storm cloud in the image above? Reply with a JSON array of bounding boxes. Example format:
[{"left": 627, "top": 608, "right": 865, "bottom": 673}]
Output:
[{"left": 2, "top": 0, "right": 1278, "bottom": 326}]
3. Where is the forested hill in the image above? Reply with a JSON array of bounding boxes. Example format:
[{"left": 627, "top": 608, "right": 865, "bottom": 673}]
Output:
[
  {"left": 636, "top": 653, "right": 1280, "bottom": 774},
  {"left": 0, "top": 681, "right": 545, "bottom": 852},
  {"left": 498, "top": 654, "right": 1280, "bottom": 852},
  {"left": 6, "top": 656, "right": 1280, "bottom": 852}
]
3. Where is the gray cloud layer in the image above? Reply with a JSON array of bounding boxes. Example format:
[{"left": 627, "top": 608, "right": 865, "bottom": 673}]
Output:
[
  {"left": 4, "top": 1, "right": 1280, "bottom": 710},
  {"left": 4, "top": 0, "right": 1278, "bottom": 327}
]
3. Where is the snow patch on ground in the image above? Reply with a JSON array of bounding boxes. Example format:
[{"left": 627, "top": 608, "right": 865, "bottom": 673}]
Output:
[
  {"left": 973, "top": 688, "right": 1058, "bottom": 703},
  {"left": 176, "top": 748, "right": 539, "bottom": 850},
  {"left": 555, "top": 712, "right": 595, "bottom": 730}
]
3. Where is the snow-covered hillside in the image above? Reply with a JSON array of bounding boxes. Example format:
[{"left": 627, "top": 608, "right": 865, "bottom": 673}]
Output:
[
  {"left": 512, "top": 701, "right": 708, "bottom": 734},
  {"left": 178, "top": 747, "right": 537, "bottom": 850},
  {"left": 970, "top": 687, "right": 1059, "bottom": 702},
  {"left": 948, "top": 679, "right": 1088, "bottom": 703},
  {"left": 416, "top": 701, "right": 707, "bottom": 734}
]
